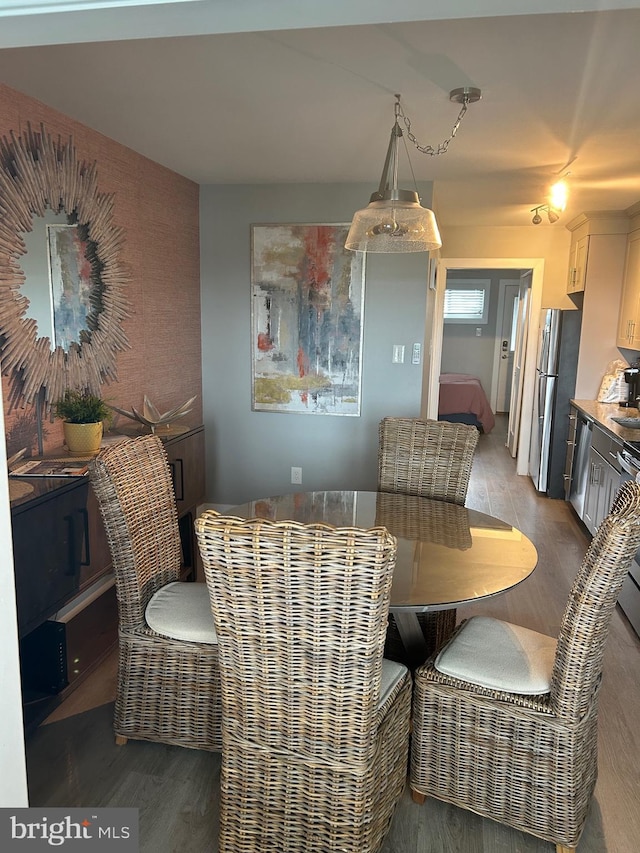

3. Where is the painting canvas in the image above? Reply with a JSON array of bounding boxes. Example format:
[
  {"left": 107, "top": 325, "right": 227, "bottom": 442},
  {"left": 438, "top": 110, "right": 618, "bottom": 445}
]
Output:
[
  {"left": 251, "top": 223, "right": 365, "bottom": 416},
  {"left": 47, "top": 224, "right": 92, "bottom": 350}
]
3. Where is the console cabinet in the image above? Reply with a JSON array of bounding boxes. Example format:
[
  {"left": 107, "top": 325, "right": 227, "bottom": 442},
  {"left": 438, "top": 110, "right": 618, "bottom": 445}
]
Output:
[
  {"left": 12, "top": 478, "right": 90, "bottom": 639},
  {"left": 11, "top": 424, "right": 206, "bottom": 731}
]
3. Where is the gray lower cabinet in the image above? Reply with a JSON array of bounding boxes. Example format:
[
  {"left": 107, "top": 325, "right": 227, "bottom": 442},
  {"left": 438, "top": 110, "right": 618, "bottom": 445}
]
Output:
[
  {"left": 582, "top": 426, "right": 623, "bottom": 535},
  {"left": 567, "top": 408, "right": 640, "bottom": 638},
  {"left": 582, "top": 446, "right": 620, "bottom": 535}
]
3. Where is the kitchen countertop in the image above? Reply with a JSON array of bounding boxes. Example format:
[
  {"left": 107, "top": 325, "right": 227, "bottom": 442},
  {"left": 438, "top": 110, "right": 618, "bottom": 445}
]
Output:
[{"left": 572, "top": 399, "right": 640, "bottom": 448}]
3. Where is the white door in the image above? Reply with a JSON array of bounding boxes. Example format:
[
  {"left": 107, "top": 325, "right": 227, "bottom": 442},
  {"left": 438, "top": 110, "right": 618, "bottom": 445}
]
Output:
[
  {"left": 495, "top": 283, "right": 520, "bottom": 412},
  {"left": 507, "top": 272, "right": 532, "bottom": 457}
]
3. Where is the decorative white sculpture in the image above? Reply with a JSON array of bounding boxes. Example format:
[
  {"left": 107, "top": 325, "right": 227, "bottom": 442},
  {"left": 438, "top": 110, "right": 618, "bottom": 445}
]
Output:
[{"left": 111, "top": 395, "right": 197, "bottom": 433}]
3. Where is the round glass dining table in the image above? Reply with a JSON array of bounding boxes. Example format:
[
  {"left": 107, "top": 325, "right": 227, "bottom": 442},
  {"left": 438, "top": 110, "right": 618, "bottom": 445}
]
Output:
[{"left": 226, "top": 490, "right": 538, "bottom": 665}]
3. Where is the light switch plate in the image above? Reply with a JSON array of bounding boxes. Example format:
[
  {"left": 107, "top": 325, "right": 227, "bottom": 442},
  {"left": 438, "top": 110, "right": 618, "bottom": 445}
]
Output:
[
  {"left": 412, "top": 343, "right": 421, "bottom": 364},
  {"left": 392, "top": 345, "right": 405, "bottom": 364}
]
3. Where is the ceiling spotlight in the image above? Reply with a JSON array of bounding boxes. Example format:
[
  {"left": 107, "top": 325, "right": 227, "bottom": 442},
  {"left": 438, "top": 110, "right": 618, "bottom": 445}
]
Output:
[
  {"left": 531, "top": 208, "right": 543, "bottom": 225},
  {"left": 549, "top": 179, "right": 569, "bottom": 212}
]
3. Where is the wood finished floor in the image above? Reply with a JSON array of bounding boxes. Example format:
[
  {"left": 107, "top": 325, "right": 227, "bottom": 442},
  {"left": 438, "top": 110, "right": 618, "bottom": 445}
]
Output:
[{"left": 26, "top": 416, "right": 640, "bottom": 852}]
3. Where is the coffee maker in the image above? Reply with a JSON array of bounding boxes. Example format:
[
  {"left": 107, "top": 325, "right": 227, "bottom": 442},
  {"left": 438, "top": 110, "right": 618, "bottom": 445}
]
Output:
[{"left": 622, "top": 360, "right": 640, "bottom": 408}]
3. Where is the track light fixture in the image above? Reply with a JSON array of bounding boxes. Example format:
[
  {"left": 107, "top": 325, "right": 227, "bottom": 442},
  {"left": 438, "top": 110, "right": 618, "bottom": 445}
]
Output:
[
  {"left": 346, "top": 88, "right": 482, "bottom": 253},
  {"left": 531, "top": 204, "right": 560, "bottom": 225},
  {"left": 531, "top": 173, "right": 570, "bottom": 225}
]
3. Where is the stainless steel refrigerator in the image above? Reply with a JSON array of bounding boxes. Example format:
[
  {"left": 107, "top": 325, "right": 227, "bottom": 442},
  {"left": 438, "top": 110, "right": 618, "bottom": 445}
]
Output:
[{"left": 529, "top": 308, "right": 583, "bottom": 497}]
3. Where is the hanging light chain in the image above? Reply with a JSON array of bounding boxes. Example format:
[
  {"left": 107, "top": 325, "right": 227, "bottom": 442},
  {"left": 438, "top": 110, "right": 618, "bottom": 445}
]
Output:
[{"left": 395, "top": 89, "right": 479, "bottom": 157}]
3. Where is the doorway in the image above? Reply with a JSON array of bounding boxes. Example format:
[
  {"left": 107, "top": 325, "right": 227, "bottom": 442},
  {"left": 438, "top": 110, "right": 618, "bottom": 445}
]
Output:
[
  {"left": 425, "top": 258, "right": 544, "bottom": 477},
  {"left": 492, "top": 280, "right": 521, "bottom": 413}
]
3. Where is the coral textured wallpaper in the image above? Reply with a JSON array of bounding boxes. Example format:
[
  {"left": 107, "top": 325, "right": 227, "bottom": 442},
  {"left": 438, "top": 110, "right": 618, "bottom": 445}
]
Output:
[{"left": 0, "top": 82, "right": 202, "bottom": 457}]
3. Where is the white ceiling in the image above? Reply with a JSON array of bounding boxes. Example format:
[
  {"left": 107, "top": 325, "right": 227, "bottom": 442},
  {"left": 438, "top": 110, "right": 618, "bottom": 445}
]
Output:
[{"left": 0, "top": 1, "right": 640, "bottom": 227}]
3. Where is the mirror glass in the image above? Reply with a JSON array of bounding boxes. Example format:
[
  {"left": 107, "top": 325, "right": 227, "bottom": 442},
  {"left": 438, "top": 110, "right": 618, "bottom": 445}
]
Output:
[{"left": 20, "top": 209, "right": 103, "bottom": 352}]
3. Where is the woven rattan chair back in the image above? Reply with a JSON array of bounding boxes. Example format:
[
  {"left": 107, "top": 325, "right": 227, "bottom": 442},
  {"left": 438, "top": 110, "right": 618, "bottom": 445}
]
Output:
[
  {"left": 378, "top": 417, "right": 478, "bottom": 505},
  {"left": 196, "top": 513, "right": 397, "bottom": 761},
  {"left": 89, "top": 434, "right": 222, "bottom": 751},
  {"left": 89, "top": 435, "right": 182, "bottom": 630},
  {"left": 551, "top": 479, "right": 640, "bottom": 721},
  {"left": 409, "top": 480, "right": 640, "bottom": 852},
  {"left": 196, "top": 510, "right": 411, "bottom": 852}
]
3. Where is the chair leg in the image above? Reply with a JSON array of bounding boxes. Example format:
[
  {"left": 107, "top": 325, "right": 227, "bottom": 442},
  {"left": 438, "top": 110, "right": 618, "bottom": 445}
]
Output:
[
  {"left": 115, "top": 735, "right": 128, "bottom": 746},
  {"left": 411, "top": 788, "right": 426, "bottom": 805}
]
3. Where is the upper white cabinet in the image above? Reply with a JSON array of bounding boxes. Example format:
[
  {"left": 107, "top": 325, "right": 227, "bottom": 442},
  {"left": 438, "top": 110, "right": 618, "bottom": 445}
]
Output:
[
  {"left": 565, "top": 212, "right": 629, "bottom": 399},
  {"left": 617, "top": 229, "right": 640, "bottom": 350},
  {"left": 567, "top": 234, "right": 590, "bottom": 294}
]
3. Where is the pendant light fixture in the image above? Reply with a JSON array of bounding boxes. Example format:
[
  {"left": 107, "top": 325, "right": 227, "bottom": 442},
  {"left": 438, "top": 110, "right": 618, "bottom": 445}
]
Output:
[{"left": 345, "top": 88, "right": 481, "bottom": 254}]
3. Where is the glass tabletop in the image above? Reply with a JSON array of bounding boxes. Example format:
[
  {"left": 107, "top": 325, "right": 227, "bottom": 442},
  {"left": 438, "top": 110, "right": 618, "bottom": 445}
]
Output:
[{"left": 226, "top": 490, "right": 538, "bottom": 611}]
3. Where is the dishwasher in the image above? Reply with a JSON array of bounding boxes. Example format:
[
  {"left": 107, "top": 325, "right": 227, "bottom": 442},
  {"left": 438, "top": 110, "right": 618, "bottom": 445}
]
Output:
[{"left": 617, "top": 448, "right": 640, "bottom": 639}]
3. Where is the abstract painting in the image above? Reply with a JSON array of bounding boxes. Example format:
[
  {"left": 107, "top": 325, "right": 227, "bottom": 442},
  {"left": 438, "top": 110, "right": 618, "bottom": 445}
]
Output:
[{"left": 251, "top": 223, "right": 365, "bottom": 415}]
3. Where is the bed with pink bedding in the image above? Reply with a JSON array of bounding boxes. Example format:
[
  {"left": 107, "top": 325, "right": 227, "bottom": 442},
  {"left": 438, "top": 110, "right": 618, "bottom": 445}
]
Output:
[{"left": 438, "top": 373, "right": 495, "bottom": 434}]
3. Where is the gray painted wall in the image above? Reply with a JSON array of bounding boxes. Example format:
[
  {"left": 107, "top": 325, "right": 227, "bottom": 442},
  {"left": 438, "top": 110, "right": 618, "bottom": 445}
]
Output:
[
  {"left": 200, "top": 182, "right": 433, "bottom": 505},
  {"left": 441, "top": 269, "right": 520, "bottom": 396}
]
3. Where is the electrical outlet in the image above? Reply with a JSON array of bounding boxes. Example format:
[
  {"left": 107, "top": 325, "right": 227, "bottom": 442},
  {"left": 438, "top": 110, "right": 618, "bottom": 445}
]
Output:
[{"left": 291, "top": 466, "right": 302, "bottom": 484}]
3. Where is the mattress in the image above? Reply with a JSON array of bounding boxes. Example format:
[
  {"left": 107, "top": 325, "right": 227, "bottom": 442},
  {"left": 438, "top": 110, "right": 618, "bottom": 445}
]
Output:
[{"left": 438, "top": 373, "right": 495, "bottom": 434}]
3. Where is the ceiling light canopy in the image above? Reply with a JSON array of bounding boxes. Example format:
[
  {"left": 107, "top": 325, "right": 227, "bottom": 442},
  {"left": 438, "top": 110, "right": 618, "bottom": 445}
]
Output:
[{"left": 345, "top": 88, "right": 481, "bottom": 254}]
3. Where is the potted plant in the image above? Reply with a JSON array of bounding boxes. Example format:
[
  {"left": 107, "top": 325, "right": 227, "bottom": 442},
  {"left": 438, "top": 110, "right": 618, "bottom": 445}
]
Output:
[{"left": 55, "top": 389, "right": 111, "bottom": 455}]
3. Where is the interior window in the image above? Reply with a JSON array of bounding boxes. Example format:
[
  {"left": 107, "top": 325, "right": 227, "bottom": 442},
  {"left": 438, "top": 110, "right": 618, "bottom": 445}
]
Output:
[{"left": 444, "top": 280, "right": 490, "bottom": 324}]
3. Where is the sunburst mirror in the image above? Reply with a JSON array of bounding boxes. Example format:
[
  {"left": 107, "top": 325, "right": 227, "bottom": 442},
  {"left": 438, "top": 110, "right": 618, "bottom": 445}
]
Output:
[{"left": 0, "top": 124, "right": 129, "bottom": 414}]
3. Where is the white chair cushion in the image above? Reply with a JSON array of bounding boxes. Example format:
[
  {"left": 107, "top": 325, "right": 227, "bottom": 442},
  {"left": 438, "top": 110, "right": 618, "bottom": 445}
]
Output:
[
  {"left": 434, "top": 615, "right": 556, "bottom": 695},
  {"left": 145, "top": 581, "right": 217, "bottom": 644},
  {"left": 147, "top": 584, "right": 404, "bottom": 696},
  {"left": 379, "top": 659, "right": 408, "bottom": 708}
]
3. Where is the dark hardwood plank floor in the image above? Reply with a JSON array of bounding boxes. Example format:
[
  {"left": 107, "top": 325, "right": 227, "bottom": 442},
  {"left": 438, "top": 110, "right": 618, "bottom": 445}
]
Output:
[{"left": 26, "top": 416, "right": 640, "bottom": 852}]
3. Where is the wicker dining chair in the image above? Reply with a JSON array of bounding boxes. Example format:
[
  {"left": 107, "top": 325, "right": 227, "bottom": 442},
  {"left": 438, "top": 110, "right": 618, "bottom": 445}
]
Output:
[
  {"left": 410, "top": 480, "right": 640, "bottom": 853},
  {"left": 195, "top": 511, "right": 412, "bottom": 853},
  {"left": 377, "top": 416, "right": 479, "bottom": 662},
  {"left": 88, "top": 434, "right": 222, "bottom": 751}
]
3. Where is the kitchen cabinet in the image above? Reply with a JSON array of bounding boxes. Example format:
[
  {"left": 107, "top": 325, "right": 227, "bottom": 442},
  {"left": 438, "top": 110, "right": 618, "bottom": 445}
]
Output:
[
  {"left": 566, "top": 235, "right": 589, "bottom": 294},
  {"left": 582, "top": 425, "right": 622, "bottom": 535},
  {"left": 564, "top": 213, "right": 628, "bottom": 400},
  {"left": 617, "top": 449, "right": 640, "bottom": 639},
  {"left": 617, "top": 230, "right": 640, "bottom": 349}
]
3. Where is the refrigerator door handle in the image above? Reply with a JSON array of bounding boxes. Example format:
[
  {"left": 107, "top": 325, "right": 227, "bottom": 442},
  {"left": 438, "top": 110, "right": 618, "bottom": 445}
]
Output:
[{"left": 538, "top": 373, "right": 557, "bottom": 488}]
